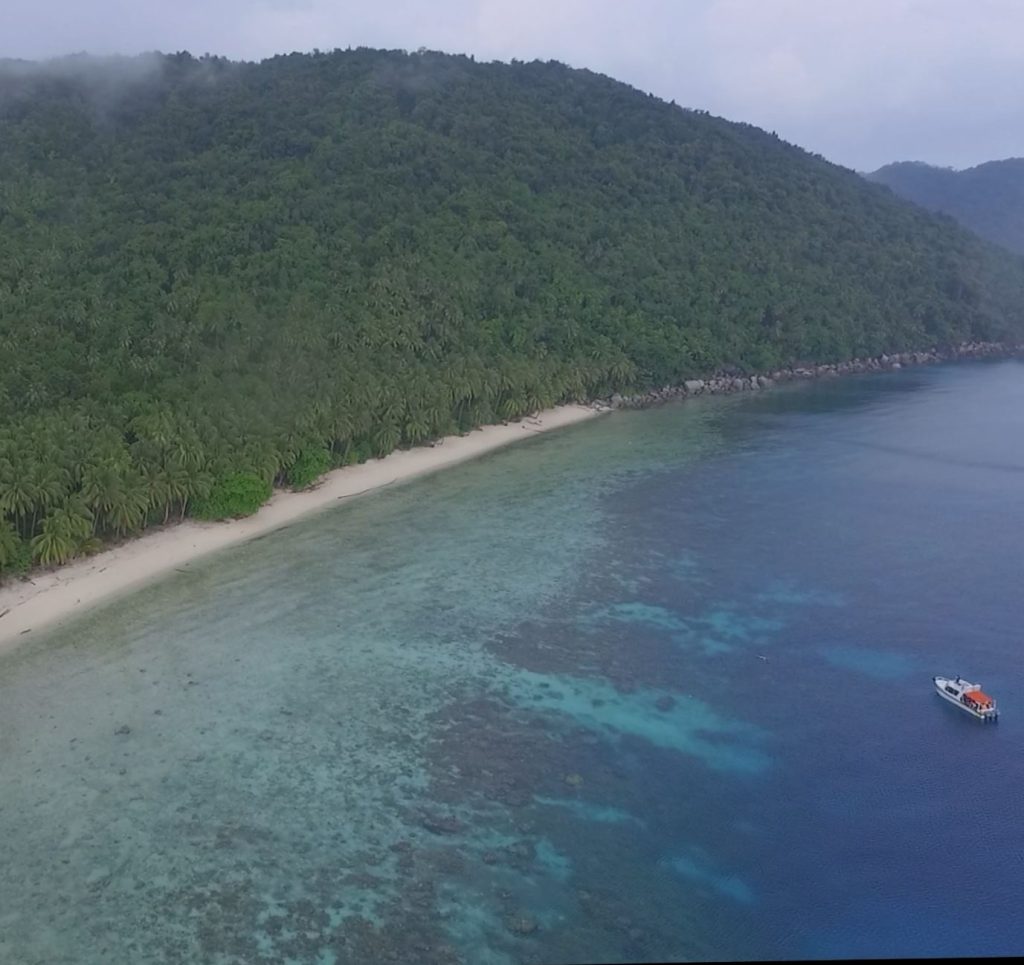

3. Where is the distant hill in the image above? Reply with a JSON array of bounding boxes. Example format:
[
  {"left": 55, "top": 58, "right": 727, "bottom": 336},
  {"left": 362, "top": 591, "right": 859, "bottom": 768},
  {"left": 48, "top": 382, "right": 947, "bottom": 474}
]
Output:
[
  {"left": 867, "top": 159, "right": 1024, "bottom": 255},
  {"left": 2, "top": 49, "right": 1024, "bottom": 575}
]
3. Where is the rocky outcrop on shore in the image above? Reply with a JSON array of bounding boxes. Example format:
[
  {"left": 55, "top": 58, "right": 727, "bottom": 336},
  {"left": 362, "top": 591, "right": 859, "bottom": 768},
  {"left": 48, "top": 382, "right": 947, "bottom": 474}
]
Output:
[{"left": 602, "top": 340, "right": 1020, "bottom": 410}]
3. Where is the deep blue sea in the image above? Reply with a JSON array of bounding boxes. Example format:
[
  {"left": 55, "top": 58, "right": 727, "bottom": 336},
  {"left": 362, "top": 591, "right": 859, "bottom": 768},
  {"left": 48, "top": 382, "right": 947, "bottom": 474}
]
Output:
[{"left": 1, "top": 360, "right": 1022, "bottom": 963}]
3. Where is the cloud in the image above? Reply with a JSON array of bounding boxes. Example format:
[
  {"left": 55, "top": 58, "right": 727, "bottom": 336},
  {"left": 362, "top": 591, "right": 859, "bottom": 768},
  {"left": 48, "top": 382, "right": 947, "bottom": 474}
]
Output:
[
  {"left": 1, "top": 0, "right": 1022, "bottom": 169},
  {"left": 694, "top": 0, "right": 1024, "bottom": 168}
]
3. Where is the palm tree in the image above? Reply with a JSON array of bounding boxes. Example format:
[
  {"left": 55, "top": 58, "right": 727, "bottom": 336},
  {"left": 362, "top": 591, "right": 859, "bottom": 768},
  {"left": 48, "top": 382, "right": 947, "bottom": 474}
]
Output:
[
  {"left": 499, "top": 392, "right": 527, "bottom": 420},
  {"left": 376, "top": 386, "right": 405, "bottom": 429},
  {"left": 178, "top": 465, "right": 213, "bottom": 521},
  {"left": 27, "top": 462, "right": 70, "bottom": 524},
  {"left": 402, "top": 408, "right": 432, "bottom": 446},
  {"left": 140, "top": 464, "right": 174, "bottom": 524},
  {"left": 31, "top": 525, "right": 74, "bottom": 567},
  {"left": 169, "top": 434, "right": 206, "bottom": 472},
  {"left": 328, "top": 409, "right": 354, "bottom": 461},
  {"left": 241, "top": 439, "right": 280, "bottom": 485},
  {"left": 524, "top": 385, "right": 546, "bottom": 415},
  {"left": 79, "top": 460, "right": 150, "bottom": 536},
  {"left": 79, "top": 461, "right": 125, "bottom": 534},
  {"left": 105, "top": 485, "right": 149, "bottom": 536},
  {"left": 608, "top": 356, "right": 637, "bottom": 387},
  {"left": 130, "top": 407, "right": 176, "bottom": 449},
  {"left": 0, "top": 471, "right": 36, "bottom": 535},
  {"left": 155, "top": 461, "right": 189, "bottom": 522},
  {"left": 29, "top": 504, "right": 91, "bottom": 566},
  {"left": 50, "top": 500, "right": 94, "bottom": 546},
  {"left": 0, "top": 519, "right": 23, "bottom": 573},
  {"left": 372, "top": 420, "right": 401, "bottom": 457}
]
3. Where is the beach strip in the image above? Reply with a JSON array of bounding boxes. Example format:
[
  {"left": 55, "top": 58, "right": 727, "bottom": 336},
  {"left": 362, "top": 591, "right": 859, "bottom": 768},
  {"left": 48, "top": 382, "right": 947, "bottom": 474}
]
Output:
[{"left": 0, "top": 404, "right": 604, "bottom": 654}]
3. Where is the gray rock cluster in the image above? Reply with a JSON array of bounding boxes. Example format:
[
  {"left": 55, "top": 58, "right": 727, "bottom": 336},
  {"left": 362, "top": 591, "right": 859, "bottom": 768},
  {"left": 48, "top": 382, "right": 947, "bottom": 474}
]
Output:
[{"left": 604, "top": 340, "right": 1019, "bottom": 410}]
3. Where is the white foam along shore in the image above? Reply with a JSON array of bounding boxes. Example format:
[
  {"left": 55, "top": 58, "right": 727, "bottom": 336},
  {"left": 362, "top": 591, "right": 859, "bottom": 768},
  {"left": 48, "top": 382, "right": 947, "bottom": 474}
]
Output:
[{"left": 0, "top": 404, "right": 605, "bottom": 655}]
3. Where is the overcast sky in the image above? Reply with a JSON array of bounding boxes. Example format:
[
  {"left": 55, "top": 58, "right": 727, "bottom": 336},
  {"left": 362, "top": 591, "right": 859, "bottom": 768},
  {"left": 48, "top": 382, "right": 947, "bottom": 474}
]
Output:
[{"left": 2, "top": 0, "right": 1021, "bottom": 171}]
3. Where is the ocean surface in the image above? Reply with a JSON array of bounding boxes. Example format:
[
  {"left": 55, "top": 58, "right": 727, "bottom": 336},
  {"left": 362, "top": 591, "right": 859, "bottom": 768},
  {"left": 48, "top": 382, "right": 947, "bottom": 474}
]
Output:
[{"left": 1, "top": 359, "right": 1022, "bottom": 964}]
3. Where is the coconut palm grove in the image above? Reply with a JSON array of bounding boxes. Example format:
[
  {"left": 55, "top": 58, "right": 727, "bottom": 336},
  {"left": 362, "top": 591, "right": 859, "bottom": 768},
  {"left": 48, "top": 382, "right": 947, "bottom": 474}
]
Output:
[{"left": 2, "top": 47, "right": 1023, "bottom": 574}]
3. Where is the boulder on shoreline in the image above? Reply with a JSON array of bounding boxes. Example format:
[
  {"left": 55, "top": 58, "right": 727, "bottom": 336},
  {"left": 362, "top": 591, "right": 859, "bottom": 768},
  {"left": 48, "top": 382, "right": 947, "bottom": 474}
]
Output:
[{"left": 610, "top": 341, "right": 1018, "bottom": 411}]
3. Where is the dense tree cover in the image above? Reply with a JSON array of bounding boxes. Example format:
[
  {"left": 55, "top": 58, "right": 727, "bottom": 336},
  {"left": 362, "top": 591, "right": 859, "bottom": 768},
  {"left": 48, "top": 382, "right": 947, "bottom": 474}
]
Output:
[
  {"left": 868, "top": 159, "right": 1024, "bottom": 255},
  {"left": 2, "top": 48, "right": 1024, "bottom": 576}
]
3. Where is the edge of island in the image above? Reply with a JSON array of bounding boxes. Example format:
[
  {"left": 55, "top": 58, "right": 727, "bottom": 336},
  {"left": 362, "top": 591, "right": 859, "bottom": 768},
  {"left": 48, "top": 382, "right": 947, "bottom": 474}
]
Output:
[{"left": 0, "top": 403, "right": 604, "bottom": 654}]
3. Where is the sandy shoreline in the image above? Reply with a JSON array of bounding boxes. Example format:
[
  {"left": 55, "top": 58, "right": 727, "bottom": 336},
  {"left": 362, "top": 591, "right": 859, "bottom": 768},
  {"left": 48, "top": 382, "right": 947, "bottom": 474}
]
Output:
[{"left": 0, "top": 404, "right": 605, "bottom": 655}]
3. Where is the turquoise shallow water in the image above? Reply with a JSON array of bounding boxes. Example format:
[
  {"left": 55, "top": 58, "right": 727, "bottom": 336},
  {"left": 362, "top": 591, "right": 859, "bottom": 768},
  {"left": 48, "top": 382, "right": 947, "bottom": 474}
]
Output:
[{"left": 2, "top": 360, "right": 1023, "bottom": 963}]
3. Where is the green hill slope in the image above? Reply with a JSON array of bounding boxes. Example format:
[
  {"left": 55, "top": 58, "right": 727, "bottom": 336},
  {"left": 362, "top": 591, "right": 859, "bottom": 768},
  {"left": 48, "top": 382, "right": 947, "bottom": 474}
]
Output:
[
  {"left": 2, "top": 49, "right": 1024, "bottom": 573},
  {"left": 867, "top": 159, "right": 1024, "bottom": 255}
]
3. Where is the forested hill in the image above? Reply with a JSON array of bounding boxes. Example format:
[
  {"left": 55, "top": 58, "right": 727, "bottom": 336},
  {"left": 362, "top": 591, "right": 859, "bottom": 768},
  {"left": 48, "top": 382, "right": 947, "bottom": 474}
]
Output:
[
  {"left": 2, "top": 49, "right": 1024, "bottom": 574},
  {"left": 867, "top": 159, "right": 1024, "bottom": 255}
]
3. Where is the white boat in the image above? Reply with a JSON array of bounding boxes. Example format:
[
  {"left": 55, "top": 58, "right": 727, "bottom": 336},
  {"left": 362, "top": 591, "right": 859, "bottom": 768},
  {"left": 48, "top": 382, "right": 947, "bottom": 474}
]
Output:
[{"left": 933, "top": 675, "right": 999, "bottom": 722}]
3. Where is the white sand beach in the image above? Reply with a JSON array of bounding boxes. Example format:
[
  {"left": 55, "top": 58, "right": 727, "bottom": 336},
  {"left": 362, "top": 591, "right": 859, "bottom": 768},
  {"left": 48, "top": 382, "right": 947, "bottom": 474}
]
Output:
[{"left": 0, "top": 404, "right": 605, "bottom": 654}]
